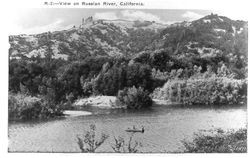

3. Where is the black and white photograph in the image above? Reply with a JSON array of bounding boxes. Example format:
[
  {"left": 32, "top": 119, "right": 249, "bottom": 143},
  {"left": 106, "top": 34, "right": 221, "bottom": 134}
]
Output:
[{"left": 2, "top": 0, "right": 249, "bottom": 155}]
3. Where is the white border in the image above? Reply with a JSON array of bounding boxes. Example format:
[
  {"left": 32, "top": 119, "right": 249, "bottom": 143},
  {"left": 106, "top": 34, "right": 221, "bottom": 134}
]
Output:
[{"left": 0, "top": 0, "right": 249, "bottom": 158}]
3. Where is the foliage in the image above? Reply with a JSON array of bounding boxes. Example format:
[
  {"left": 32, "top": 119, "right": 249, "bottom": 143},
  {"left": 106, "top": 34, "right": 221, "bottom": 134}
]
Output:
[
  {"left": 92, "top": 62, "right": 153, "bottom": 96},
  {"left": 126, "top": 63, "right": 153, "bottom": 92},
  {"left": 57, "top": 57, "right": 110, "bottom": 97},
  {"left": 182, "top": 128, "right": 247, "bottom": 153},
  {"left": 116, "top": 86, "right": 153, "bottom": 109},
  {"left": 77, "top": 124, "right": 109, "bottom": 152},
  {"left": 9, "top": 57, "right": 110, "bottom": 103},
  {"left": 152, "top": 65, "right": 247, "bottom": 105},
  {"left": 8, "top": 93, "right": 62, "bottom": 120},
  {"left": 151, "top": 68, "right": 169, "bottom": 81},
  {"left": 76, "top": 124, "right": 142, "bottom": 153},
  {"left": 163, "top": 77, "right": 246, "bottom": 105},
  {"left": 133, "top": 50, "right": 185, "bottom": 72},
  {"left": 81, "top": 77, "right": 95, "bottom": 97},
  {"left": 92, "top": 61, "right": 127, "bottom": 95},
  {"left": 111, "top": 134, "right": 142, "bottom": 153}
]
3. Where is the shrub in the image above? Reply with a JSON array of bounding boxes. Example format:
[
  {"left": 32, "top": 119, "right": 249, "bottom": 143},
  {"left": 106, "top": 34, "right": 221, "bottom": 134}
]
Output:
[
  {"left": 116, "top": 86, "right": 153, "bottom": 109},
  {"left": 8, "top": 93, "right": 63, "bottom": 120},
  {"left": 111, "top": 134, "right": 142, "bottom": 153},
  {"left": 182, "top": 128, "right": 247, "bottom": 153},
  {"left": 77, "top": 124, "right": 109, "bottom": 152}
]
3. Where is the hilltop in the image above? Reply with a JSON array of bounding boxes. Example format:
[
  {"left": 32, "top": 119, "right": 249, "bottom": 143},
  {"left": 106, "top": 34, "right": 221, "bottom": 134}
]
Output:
[
  {"left": 9, "top": 14, "right": 247, "bottom": 64},
  {"left": 9, "top": 17, "right": 168, "bottom": 60},
  {"left": 9, "top": 13, "right": 248, "bottom": 80}
]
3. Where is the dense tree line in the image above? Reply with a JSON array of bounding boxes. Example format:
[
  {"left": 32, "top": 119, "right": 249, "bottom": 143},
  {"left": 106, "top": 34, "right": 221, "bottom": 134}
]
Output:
[
  {"left": 9, "top": 55, "right": 154, "bottom": 104},
  {"left": 9, "top": 57, "right": 110, "bottom": 102},
  {"left": 9, "top": 46, "right": 247, "bottom": 102}
]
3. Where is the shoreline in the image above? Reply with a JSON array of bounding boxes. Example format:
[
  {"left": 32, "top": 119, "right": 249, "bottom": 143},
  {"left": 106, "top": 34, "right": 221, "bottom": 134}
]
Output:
[{"left": 63, "top": 110, "right": 92, "bottom": 116}]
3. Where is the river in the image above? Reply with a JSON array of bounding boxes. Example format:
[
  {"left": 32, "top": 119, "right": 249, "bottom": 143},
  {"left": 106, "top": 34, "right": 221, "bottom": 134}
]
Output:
[{"left": 8, "top": 104, "right": 247, "bottom": 153}]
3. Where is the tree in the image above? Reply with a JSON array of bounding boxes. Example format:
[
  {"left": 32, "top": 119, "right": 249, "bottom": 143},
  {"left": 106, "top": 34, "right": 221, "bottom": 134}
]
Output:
[
  {"left": 126, "top": 63, "right": 153, "bottom": 92},
  {"left": 116, "top": 86, "right": 153, "bottom": 109}
]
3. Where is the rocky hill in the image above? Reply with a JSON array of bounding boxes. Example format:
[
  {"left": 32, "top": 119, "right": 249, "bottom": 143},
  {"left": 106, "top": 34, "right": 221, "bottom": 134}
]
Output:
[
  {"left": 9, "top": 18, "right": 167, "bottom": 60},
  {"left": 9, "top": 14, "right": 247, "bottom": 63}
]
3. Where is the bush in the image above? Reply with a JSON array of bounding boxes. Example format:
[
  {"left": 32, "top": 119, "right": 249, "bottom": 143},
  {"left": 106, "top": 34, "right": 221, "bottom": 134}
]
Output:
[
  {"left": 8, "top": 93, "right": 63, "bottom": 120},
  {"left": 77, "top": 124, "right": 109, "bottom": 152},
  {"left": 116, "top": 86, "right": 153, "bottom": 109},
  {"left": 182, "top": 128, "right": 247, "bottom": 153}
]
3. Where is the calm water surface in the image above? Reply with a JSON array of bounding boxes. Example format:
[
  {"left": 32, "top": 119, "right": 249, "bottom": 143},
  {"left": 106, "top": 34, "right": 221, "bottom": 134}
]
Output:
[{"left": 8, "top": 104, "right": 247, "bottom": 153}]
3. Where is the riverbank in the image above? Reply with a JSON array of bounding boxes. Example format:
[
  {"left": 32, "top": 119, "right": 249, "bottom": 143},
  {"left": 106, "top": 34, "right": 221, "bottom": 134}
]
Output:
[
  {"left": 9, "top": 92, "right": 247, "bottom": 122},
  {"left": 73, "top": 96, "right": 117, "bottom": 108},
  {"left": 73, "top": 96, "right": 178, "bottom": 109}
]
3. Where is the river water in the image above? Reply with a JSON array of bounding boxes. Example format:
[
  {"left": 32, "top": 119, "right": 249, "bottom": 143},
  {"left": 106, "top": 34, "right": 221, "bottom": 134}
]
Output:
[{"left": 8, "top": 104, "right": 247, "bottom": 153}]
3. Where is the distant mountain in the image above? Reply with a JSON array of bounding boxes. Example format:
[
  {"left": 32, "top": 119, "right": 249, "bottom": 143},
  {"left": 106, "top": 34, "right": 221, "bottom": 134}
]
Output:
[
  {"left": 146, "top": 14, "right": 247, "bottom": 61},
  {"left": 9, "top": 14, "right": 247, "bottom": 63}
]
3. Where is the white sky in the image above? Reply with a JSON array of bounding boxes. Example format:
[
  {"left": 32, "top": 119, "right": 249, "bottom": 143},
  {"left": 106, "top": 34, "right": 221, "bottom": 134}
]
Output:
[
  {"left": 8, "top": 9, "right": 212, "bottom": 35},
  {"left": 4, "top": 0, "right": 249, "bottom": 35}
]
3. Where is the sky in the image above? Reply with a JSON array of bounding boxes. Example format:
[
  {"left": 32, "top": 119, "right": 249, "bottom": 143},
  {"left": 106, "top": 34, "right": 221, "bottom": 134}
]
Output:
[{"left": 9, "top": 8, "right": 247, "bottom": 35}]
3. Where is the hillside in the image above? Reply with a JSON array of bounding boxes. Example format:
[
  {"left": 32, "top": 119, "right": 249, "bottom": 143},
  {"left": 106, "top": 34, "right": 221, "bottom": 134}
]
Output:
[
  {"left": 9, "top": 14, "right": 247, "bottom": 64},
  {"left": 147, "top": 14, "right": 247, "bottom": 60},
  {"left": 9, "top": 18, "right": 167, "bottom": 60}
]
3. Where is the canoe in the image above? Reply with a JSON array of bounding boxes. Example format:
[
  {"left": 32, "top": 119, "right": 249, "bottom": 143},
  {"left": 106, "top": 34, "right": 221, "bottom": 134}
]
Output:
[{"left": 125, "top": 129, "right": 144, "bottom": 133}]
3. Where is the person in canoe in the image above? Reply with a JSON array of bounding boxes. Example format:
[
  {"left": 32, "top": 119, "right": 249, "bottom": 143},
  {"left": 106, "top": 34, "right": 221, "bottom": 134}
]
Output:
[{"left": 125, "top": 126, "right": 144, "bottom": 133}]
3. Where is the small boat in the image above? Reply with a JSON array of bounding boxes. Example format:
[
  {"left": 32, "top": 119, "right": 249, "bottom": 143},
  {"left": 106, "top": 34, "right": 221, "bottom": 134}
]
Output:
[{"left": 125, "top": 126, "right": 144, "bottom": 133}]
